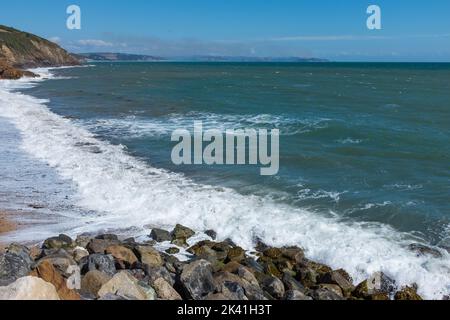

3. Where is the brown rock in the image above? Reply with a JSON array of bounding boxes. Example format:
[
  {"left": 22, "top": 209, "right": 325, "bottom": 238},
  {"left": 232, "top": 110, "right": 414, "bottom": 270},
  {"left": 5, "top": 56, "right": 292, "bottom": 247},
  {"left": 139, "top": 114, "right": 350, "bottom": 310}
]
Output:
[
  {"left": 31, "top": 260, "right": 80, "bottom": 300},
  {"left": 395, "top": 286, "right": 423, "bottom": 300},
  {"left": 226, "top": 247, "right": 246, "bottom": 263},
  {"left": 105, "top": 245, "right": 138, "bottom": 269},
  {"left": 135, "top": 245, "right": 163, "bottom": 267},
  {"left": 153, "top": 278, "right": 182, "bottom": 300},
  {"left": 81, "top": 270, "right": 112, "bottom": 298}
]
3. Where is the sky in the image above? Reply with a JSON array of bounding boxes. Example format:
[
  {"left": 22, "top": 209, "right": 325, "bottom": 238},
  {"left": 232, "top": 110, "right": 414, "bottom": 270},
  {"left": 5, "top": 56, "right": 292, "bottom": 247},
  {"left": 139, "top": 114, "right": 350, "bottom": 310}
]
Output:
[{"left": 1, "top": 0, "right": 450, "bottom": 61}]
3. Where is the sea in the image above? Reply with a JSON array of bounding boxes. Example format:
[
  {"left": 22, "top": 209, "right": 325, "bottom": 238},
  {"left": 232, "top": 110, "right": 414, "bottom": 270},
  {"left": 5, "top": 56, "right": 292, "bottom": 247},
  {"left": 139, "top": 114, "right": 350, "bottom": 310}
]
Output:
[{"left": 0, "top": 62, "right": 449, "bottom": 298}]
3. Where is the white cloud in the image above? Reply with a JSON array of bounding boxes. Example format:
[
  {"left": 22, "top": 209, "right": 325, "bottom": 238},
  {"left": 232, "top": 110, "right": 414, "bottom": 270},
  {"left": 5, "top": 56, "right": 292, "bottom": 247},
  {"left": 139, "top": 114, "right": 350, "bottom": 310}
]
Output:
[
  {"left": 77, "top": 39, "right": 114, "bottom": 47},
  {"left": 49, "top": 36, "right": 61, "bottom": 43}
]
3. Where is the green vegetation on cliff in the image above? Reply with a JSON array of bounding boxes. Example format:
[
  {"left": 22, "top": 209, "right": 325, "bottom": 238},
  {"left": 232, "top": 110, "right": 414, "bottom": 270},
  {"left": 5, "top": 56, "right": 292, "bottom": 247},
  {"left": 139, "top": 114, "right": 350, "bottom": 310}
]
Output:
[{"left": 0, "top": 25, "right": 79, "bottom": 68}]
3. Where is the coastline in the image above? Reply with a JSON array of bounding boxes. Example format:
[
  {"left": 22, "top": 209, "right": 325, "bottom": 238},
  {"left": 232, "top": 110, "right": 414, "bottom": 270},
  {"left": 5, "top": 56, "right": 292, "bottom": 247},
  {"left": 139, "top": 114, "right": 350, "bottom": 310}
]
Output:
[{"left": 0, "top": 66, "right": 450, "bottom": 298}]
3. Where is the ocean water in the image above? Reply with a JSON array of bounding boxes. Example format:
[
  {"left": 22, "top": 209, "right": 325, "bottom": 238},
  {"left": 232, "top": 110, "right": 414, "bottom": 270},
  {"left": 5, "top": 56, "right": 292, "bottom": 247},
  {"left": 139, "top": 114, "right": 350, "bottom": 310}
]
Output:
[{"left": 0, "top": 63, "right": 450, "bottom": 299}]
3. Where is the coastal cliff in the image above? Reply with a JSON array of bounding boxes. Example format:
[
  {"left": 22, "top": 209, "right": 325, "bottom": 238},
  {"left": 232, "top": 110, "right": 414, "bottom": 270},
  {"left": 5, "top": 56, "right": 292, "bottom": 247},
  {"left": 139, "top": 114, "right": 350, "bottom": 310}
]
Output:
[{"left": 0, "top": 25, "right": 79, "bottom": 79}]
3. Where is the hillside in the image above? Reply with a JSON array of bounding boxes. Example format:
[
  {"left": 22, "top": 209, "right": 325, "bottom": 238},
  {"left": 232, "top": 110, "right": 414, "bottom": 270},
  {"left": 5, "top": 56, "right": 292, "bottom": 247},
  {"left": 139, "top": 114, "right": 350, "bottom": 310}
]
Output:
[
  {"left": 0, "top": 25, "right": 79, "bottom": 69},
  {"left": 78, "top": 52, "right": 165, "bottom": 62}
]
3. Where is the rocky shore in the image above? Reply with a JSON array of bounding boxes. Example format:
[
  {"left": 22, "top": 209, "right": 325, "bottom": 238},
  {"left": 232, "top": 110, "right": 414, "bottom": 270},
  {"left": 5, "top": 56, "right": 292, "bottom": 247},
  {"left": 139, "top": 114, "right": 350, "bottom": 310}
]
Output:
[{"left": 0, "top": 224, "right": 427, "bottom": 300}]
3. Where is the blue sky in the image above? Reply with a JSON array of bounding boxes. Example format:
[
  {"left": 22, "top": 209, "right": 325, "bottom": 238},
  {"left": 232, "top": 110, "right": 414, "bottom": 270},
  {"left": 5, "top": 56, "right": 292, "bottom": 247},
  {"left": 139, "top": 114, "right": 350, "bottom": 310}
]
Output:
[{"left": 1, "top": 0, "right": 450, "bottom": 61}]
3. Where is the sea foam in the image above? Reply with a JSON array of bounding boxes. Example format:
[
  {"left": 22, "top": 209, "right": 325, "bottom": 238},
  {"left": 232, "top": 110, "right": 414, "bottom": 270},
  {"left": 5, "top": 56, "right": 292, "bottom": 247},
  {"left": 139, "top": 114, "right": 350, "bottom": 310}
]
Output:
[{"left": 0, "top": 68, "right": 449, "bottom": 299}]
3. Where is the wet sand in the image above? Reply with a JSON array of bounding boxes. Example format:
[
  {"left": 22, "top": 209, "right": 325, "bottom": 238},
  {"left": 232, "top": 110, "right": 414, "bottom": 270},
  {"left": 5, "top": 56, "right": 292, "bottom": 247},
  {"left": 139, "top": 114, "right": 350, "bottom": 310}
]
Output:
[{"left": 0, "top": 211, "right": 17, "bottom": 252}]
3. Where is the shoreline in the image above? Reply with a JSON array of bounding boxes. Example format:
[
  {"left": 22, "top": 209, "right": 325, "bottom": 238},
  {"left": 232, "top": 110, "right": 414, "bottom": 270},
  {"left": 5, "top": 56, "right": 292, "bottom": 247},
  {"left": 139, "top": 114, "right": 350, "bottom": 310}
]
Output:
[{"left": 0, "top": 225, "right": 427, "bottom": 300}]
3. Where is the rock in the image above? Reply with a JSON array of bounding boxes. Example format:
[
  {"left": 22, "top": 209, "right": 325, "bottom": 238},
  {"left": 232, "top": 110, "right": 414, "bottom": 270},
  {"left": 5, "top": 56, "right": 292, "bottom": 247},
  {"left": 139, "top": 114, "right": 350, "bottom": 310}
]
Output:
[
  {"left": 262, "top": 277, "right": 285, "bottom": 300},
  {"left": 153, "top": 278, "right": 182, "bottom": 300},
  {"left": 222, "top": 261, "right": 242, "bottom": 273},
  {"left": 353, "top": 272, "right": 396, "bottom": 299},
  {"left": 311, "top": 288, "right": 345, "bottom": 300},
  {"left": 80, "top": 254, "right": 116, "bottom": 276},
  {"left": 86, "top": 238, "right": 119, "bottom": 254},
  {"left": 238, "top": 266, "right": 259, "bottom": 287},
  {"left": 319, "top": 269, "right": 355, "bottom": 295},
  {"left": 408, "top": 243, "right": 442, "bottom": 259},
  {"left": 281, "top": 247, "right": 305, "bottom": 264},
  {"left": 205, "top": 230, "right": 217, "bottom": 240},
  {"left": 42, "top": 234, "right": 75, "bottom": 250},
  {"left": 37, "top": 250, "right": 77, "bottom": 277},
  {"left": 179, "top": 260, "right": 216, "bottom": 300},
  {"left": 81, "top": 270, "right": 112, "bottom": 298},
  {"left": 75, "top": 234, "right": 93, "bottom": 248},
  {"left": 6, "top": 243, "right": 33, "bottom": 266},
  {"left": 226, "top": 247, "right": 246, "bottom": 263},
  {"left": 96, "top": 234, "right": 119, "bottom": 241},
  {"left": 150, "top": 228, "right": 171, "bottom": 242},
  {"left": 145, "top": 265, "right": 175, "bottom": 286},
  {"left": 205, "top": 293, "right": 229, "bottom": 300},
  {"left": 135, "top": 246, "right": 163, "bottom": 267},
  {"left": 395, "top": 286, "right": 423, "bottom": 300},
  {"left": 282, "top": 272, "right": 306, "bottom": 292},
  {"left": 72, "top": 247, "right": 90, "bottom": 263},
  {"left": 318, "top": 284, "right": 344, "bottom": 298},
  {"left": 285, "top": 290, "right": 313, "bottom": 300},
  {"left": 214, "top": 271, "right": 266, "bottom": 300},
  {"left": 0, "top": 252, "right": 32, "bottom": 286},
  {"left": 98, "top": 293, "right": 128, "bottom": 300},
  {"left": 105, "top": 245, "right": 138, "bottom": 269},
  {"left": 218, "top": 281, "right": 248, "bottom": 300},
  {"left": 0, "top": 276, "right": 60, "bottom": 300},
  {"left": 165, "top": 247, "right": 180, "bottom": 255},
  {"left": 31, "top": 260, "right": 81, "bottom": 300},
  {"left": 171, "top": 238, "right": 189, "bottom": 248},
  {"left": 263, "top": 247, "right": 283, "bottom": 259},
  {"left": 98, "top": 271, "right": 155, "bottom": 300},
  {"left": 171, "top": 224, "right": 195, "bottom": 241}
]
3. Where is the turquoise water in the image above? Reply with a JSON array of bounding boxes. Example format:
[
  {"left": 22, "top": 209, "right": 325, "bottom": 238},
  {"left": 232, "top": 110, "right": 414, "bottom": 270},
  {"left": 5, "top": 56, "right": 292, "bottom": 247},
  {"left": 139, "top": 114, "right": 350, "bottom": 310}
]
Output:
[
  {"left": 2, "top": 62, "right": 450, "bottom": 298},
  {"left": 25, "top": 62, "right": 450, "bottom": 245}
]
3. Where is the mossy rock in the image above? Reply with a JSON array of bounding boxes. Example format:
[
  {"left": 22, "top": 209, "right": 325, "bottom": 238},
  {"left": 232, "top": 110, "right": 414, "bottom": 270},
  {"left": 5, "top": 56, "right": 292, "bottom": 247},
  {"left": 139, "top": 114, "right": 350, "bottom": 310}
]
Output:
[{"left": 395, "top": 286, "right": 423, "bottom": 300}]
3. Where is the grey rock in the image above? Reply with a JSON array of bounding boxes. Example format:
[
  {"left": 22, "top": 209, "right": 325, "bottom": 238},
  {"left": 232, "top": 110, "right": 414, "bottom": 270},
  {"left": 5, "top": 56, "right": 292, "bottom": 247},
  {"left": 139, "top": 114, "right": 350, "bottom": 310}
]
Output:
[
  {"left": 205, "top": 230, "right": 217, "bottom": 240},
  {"left": 282, "top": 272, "right": 306, "bottom": 292},
  {"left": 80, "top": 254, "right": 116, "bottom": 276},
  {"left": 408, "top": 243, "right": 443, "bottom": 259},
  {"left": 150, "top": 228, "right": 171, "bottom": 242},
  {"left": 311, "top": 288, "right": 345, "bottom": 300},
  {"left": 95, "top": 234, "right": 119, "bottom": 241},
  {"left": 179, "top": 259, "right": 216, "bottom": 300},
  {"left": 262, "top": 277, "right": 285, "bottom": 300},
  {"left": 42, "top": 234, "right": 74, "bottom": 250},
  {"left": 0, "top": 253, "right": 32, "bottom": 286},
  {"left": 285, "top": 290, "right": 313, "bottom": 300}
]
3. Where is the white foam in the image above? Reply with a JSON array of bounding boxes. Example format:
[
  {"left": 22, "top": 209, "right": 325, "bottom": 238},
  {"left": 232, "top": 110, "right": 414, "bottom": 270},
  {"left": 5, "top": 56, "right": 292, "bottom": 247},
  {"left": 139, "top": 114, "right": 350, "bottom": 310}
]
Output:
[{"left": 1, "top": 68, "right": 450, "bottom": 299}]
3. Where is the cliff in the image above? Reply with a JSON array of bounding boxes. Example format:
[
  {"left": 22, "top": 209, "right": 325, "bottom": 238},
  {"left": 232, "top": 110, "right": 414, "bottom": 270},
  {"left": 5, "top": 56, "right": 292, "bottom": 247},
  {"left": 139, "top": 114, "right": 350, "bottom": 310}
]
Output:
[{"left": 0, "top": 25, "right": 79, "bottom": 79}]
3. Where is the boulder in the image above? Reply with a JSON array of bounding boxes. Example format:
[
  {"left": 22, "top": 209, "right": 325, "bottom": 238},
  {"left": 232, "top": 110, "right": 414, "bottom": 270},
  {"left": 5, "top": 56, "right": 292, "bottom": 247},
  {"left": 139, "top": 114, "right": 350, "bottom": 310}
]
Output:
[
  {"left": 135, "top": 246, "right": 163, "bottom": 267},
  {"left": 205, "top": 230, "right": 217, "bottom": 240},
  {"left": 72, "top": 247, "right": 90, "bottom": 263},
  {"left": 226, "top": 247, "right": 246, "bottom": 263},
  {"left": 153, "top": 277, "right": 182, "bottom": 300},
  {"left": 105, "top": 245, "right": 138, "bottom": 269},
  {"left": 353, "top": 272, "right": 396, "bottom": 299},
  {"left": 318, "top": 284, "right": 344, "bottom": 298},
  {"left": 218, "top": 281, "right": 248, "bottom": 300},
  {"left": 150, "top": 228, "right": 172, "bottom": 242},
  {"left": 95, "top": 234, "right": 119, "bottom": 241},
  {"left": 37, "top": 250, "right": 77, "bottom": 277},
  {"left": 42, "top": 234, "right": 75, "bottom": 250},
  {"left": 145, "top": 265, "right": 175, "bottom": 286},
  {"left": 171, "top": 224, "right": 195, "bottom": 241},
  {"left": 262, "top": 276, "right": 285, "bottom": 300},
  {"left": 395, "top": 286, "right": 423, "bottom": 300},
  {"left": 0, "top": 276, "right": 60, "bottom": 300},
  {"left": 98, "top": 271, "right": 155, "bottom": 300},
  {"left": 285, "top": 290, "right": 313, "bottom": 300},
  {"left": 311, "top": 287, "right": 345, "bottom": 300},
  {"left": 0, "top": 252, "right": 32, "bottom": 286},
  {"left": 79, "top": 254, "right": 116, "bottom": 276},
  {"left": 81, "top": 270, "right": 112, "bottom": 298},
  {"left": 165, "top": 247, "right": 180, "bottom": 255},
  {"left": 179, "top": 259, "right": 216, "bottom": 300},
  {"left": 30, "top": 260, "right": 81, "bottom": 300},
  {"left": 282, "top": 272, "right": 306, "bottom": 292},
  {"left": 86, "top": 238, "right": 120, "bottom": 254},
  {"left": 319, "top": 269, "right": 355, "bottom": 295},
  {"left": 5, "top": 243, "right": 33, "bottom": 266},
  {"left": 408, "top": 243, "right": 442, "bottom": 259},
  {"left": 75, "top": 234, "right": 93, "bottom": 248}
]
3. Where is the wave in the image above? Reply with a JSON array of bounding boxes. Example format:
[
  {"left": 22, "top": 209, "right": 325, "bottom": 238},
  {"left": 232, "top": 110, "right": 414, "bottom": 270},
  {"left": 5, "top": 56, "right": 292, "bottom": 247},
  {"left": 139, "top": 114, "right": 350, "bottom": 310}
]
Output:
[
  {"left": 81, "top": 112, "right": 331, "bottom": 138},
  {"left": 0, "top": 68, "right": 450, "bottom": 299}
]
